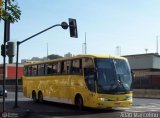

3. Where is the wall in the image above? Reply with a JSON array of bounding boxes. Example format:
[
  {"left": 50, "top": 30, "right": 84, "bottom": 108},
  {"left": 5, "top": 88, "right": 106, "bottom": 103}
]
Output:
[
  {"left": 126, "top": 55, "right": 153, "bottom": 69},
  {"left": 133, "top": 89, "right": 160, "bottom": 98},
  {"left": 7, "top": 66, "right": 23, "bottom": 79}
]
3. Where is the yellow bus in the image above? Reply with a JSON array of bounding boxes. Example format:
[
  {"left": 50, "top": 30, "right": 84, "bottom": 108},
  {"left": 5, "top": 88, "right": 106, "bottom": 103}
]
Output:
[{"left": 23, "top": 55, "right": 133, "bottom": 109}]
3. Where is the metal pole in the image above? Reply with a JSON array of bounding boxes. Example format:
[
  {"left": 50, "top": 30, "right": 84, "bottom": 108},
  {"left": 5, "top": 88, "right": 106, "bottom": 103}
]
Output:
[
  {"left": 19, "top": 24, "right": 61, "bottom": 44},
  {"left": 47, "top": 43, "right": 48, "bottom": 60},
  {"left": 85, "top": 32, "right": 87, "bottom": 54},
  {"left": 14, "top": 41, "right": 19, "bottom": 108},
  {"left": 2, "top": 43, "right": 6, "bottom": 112},
  {"left": 156, "top": 36, "right": 158, "bottom": 54},
  {"left": 2, "top": 0, "right": 7, "bottom": 112},
  {"left": 14, "top": 24, "right": 62, "bottom": 108}
]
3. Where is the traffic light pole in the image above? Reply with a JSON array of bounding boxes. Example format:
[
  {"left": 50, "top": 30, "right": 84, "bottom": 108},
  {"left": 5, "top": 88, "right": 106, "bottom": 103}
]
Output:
[
  {"left": 14, "top": 19, "right": 77, "bottom": 108},
  {"left": 2, "top": 36, "right": 6, "bottom": 113},
  {"left": 14, "top": 41, "right": 19, "bottom": 108},
  {"left": 2, "top": 0, "right": 7, "bottom": 112},
  {"left": 14, "top": 23, "right": 63, "bottom": 108}
]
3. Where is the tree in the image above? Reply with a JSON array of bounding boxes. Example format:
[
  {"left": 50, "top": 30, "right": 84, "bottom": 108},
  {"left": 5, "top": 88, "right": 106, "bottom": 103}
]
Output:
[
  {"left": 47, "top": 54, "right": 63, "bottom": 60},
  {"left": 1, "top": 0, "right": 21, "bottom": 23}
]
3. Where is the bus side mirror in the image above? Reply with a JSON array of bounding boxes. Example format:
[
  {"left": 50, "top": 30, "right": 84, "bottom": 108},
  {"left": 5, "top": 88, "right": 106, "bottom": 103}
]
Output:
[{"left": 131, "top": 70, "right": 135, "bottom": 89}]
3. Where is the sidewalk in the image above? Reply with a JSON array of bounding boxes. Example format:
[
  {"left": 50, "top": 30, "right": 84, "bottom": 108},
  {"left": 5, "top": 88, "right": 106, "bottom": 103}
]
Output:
[{"left": 0, "top": 100, "right": 34, "bottom": 118}]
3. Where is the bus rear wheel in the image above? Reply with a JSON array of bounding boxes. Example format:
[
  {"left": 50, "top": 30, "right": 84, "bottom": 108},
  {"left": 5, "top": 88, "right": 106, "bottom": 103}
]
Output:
[
  {"left": 32, "top": 91, "right": 37, "bottom": 103},
  {"left": 75, "top": 95, "right": 83, "bottom": 110},
  {"left": 38, "top": 92, "right": 43, "bottom": 103}
]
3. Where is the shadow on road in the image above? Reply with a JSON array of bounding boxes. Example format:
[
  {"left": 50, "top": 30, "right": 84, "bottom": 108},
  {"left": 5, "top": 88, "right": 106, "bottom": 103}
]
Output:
[{"left": 0, "top": 100, "right": 122, "bottom": 118}]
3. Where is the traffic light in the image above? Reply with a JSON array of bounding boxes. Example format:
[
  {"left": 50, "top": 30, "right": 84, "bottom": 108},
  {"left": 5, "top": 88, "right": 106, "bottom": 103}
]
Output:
[
  {"left": 69, "top": 18, "right": 78, "bottom": 38},
  {"left": 6, "top": 42, "right": 15, "bottom": 57},
  {"left": 1, "top": 44, "right": 5, "bottom": 57}
]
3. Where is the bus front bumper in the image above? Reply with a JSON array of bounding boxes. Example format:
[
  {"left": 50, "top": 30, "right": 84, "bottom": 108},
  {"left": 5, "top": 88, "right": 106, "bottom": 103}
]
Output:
[{"left": 97, "top": 100, "right": 132, "bottom": 108}]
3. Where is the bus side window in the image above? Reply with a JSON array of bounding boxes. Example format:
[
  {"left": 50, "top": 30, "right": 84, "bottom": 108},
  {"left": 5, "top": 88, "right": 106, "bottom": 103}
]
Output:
[
  {"left": 32, "top": 65, "right": 38, "bottom": 76},
  {"left": 67, "top": 61, "right": 72, "bottom": 74},
  {"left": 83, "top": 58, "right": 94, "bottom": 69},
  {"left": 38, "top": 64, "right": 45, "bottom": 76},
  {"left": 83, "top": 58, "right": 95, "bottom": 76},
  {"left": 52, "top": 63, "right": 58, "bottom": 74},
  {"left": 61, "top": 62, "right": 65, "bottom": 74},
  {"left": 45, "top": 63, "right": 53, "bottom": 75},
  {"left": 62, "top": 61, "right": 66, "bottom": 74},
  {"left": 83, "top": 58, "right": 96, "bottom": 92},
  {"left": 72, "top": 59, "right": 82, "bottom": 74},
  {"left": 28, "top": 66, "right": 32, "bottom": 76},
  {"left": 24, "top": 66, "right": 28, "bottom": 76},
  {"left": 57, "top": 62, "right": 62, "bottom": 74},
  {"left": 62, "top": 61, "right": 71, "bottom": 74}
]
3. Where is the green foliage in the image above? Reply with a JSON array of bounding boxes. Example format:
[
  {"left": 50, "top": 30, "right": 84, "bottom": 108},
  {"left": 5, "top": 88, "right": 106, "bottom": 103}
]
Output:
[
  {"left": 1, "top": 0, "right": 21, "bottom": 23},
  {"left": 47, "top": 54, "right": 63, "bottom": 60}
]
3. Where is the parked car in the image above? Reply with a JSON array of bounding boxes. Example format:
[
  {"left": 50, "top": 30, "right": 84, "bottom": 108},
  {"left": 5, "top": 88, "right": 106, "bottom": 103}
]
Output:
[{"left": 0, "top": 85, "right": 7, "bottom": 97}]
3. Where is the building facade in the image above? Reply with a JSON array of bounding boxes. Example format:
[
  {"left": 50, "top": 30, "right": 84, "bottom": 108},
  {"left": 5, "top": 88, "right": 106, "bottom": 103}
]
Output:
[
  {"left": 124, "top": 53, "right": 160, "bottom": 89},
  {"left": 0, "top": 64, "right": 23, "bottom": 80}
]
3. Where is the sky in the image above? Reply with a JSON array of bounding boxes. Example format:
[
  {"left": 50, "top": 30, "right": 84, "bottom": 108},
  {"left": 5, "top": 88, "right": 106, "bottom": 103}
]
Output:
[{"left": 1, "top": 0, "right": 160, "bottom": 63}]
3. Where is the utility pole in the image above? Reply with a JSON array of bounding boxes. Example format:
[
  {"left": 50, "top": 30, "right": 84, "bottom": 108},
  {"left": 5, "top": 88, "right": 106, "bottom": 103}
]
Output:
[
  {"left": 82, "top": 32, "right": 87, "bottom": 54},
  {"left": 84, "top": 32, "right": 87, "bottom": 54},
  {"left": 116, "top": 46, "right": 121, "bottom": 56},
  {"left": 145, "top": 48, "right": 148, "bottom": 54},
  {"left": 47, "top": 43, "right": 48, "bottom": 60},
  {"left": 156, "top": 36, "right": 159, "bottom": 54}
]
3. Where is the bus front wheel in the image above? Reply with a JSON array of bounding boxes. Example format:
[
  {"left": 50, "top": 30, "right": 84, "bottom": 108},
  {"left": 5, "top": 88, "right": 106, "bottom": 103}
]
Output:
[
  {"left": 75, "top": 95, "right": 83, "bottom": 110},
  {"left": 38, "top": 91, "right": 43, "bottom": 103}
]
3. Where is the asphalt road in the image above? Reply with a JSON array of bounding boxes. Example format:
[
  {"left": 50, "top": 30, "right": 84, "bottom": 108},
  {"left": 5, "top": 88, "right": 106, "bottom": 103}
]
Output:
[{"left": 0, "top": 92, "right": 160, "bottom": 118}]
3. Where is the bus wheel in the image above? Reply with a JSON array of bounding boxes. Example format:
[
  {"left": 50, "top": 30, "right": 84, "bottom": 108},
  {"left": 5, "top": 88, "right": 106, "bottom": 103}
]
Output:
[
  {"left": 38, "top": 91, "right": 43, "bottom": 103},
  {"left": 75, "top": 95, "right": 83, "bottom": 110},
  {"left": 32, "top": 91, "right": 37, "bottom": 103}
]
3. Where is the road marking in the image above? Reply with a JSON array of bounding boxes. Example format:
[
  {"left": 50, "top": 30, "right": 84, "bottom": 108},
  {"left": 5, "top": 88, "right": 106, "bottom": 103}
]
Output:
[{"left": 121, "top": 105, "right": 160, "bottom": 112}]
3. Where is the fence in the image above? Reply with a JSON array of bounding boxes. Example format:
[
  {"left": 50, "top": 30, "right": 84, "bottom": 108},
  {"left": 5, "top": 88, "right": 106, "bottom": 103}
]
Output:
[{"left": 133, "top": 75, "right": 160, "bottom": 89}]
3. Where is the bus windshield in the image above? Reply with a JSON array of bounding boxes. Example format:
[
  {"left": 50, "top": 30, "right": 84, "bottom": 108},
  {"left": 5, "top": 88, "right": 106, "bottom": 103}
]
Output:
[{"left": 95, "top": 58, "right": 132, "bottom": 94}]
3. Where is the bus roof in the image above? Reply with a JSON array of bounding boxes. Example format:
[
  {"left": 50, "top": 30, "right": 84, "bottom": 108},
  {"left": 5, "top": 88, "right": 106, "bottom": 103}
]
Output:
[{"left": 24, "top": 54, "right": 127, "bottom": 66}]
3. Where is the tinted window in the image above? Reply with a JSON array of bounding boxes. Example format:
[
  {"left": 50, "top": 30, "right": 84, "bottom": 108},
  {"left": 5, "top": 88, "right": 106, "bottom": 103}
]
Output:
[
  {"left": 45, "top": 63, "right": 58, "bottom": 75},
  {"left": 71, "top": 59, "right": 82, "bottom": 74},
  {"left": 24, "top": 66, "right": 28, "bottom": 76},
  {"left": 32, "top": 65, "right": 37, "bottom": 76},
  {"left": 45, "top": 63, "right": 53, "bottom": 75},
  {"left": 52, "top": 63, "right": 58, "bottom": 74},
  {"left": 63, "top": 61, "right": 72, "bottom": 74},
  {"left": 38, "top": 64, "right": 45, "bottom": 76},
  {"left": 57, "top": 62, "right": 62, "bottom": 74},
  {"left": 28, "top": 66, "right": 32, "bottom": 76},
  {"left": 83, "top": 58, "right": 94, "bottom": 68},
  {"left": 83, "top": 58, "right": 96, "bottom": 92}
]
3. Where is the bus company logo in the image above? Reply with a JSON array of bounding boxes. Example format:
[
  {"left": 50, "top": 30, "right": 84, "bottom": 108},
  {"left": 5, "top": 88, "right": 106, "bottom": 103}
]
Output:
[{"left": 2, "top": 112, "right": 8, "bottom": 118}]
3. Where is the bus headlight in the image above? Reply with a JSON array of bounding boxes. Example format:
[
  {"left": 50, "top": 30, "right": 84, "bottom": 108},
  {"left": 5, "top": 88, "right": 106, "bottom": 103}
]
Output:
[
  {"left": 125, "top": 96, "right": 132, "bottom": 100},
  {"left": 98, "top": 97, "right": 109, "bottom": 101}
]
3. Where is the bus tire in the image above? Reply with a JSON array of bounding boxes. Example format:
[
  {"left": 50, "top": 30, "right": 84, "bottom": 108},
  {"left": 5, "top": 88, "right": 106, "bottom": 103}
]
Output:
[
  {"left": 32, "top": 91, "right": 37, "bottom": 103},
  {"left": 75, "top": 94, "right": 83, "bottom": 110},
  {"left": 38, "top": 91, "right": 43, "bottom": 103}
]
